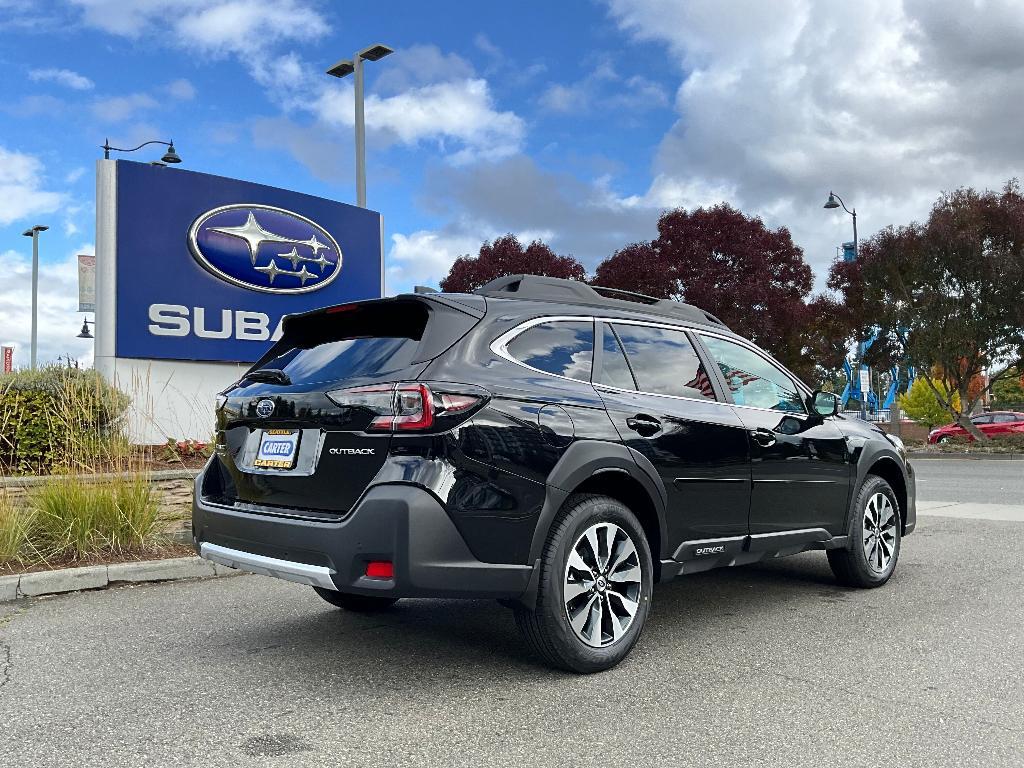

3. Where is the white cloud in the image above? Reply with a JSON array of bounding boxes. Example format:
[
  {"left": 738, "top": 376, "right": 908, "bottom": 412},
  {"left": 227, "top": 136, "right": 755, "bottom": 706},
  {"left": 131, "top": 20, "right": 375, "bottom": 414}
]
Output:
[
  {"left": 0, "top": 146, "right": 64, "bottom": 226},
  {"left": 165, "top": 78, "right": 195, "bottom": 100},
  {"left": 386, "top": 230, "right": 484, "bottom": 293},
  {"left": 372, "top": 44, "right": 476, "bottom": 95},
  {"left": 0, "top": 245, "right": 95, "bottom": 368},
  {"left": 28, "top": 67, "right": 94, "bottom": 90},
  {"left": 540, "top": 62, "right": 669, "bottom": 114},
  {"left": 91, "top": 92, "right": 158, "bottom": 122},
  {"left": 71, "top": 0, "right": 328, "bottom": 56},
  {"left": 315, "top": 78, "right": 525, "bottom": 164},
  {"left": 174, "top": 0, "right": 328, "bottom": 57},
  {"left": 604, "top": 0, "right": 1024, "bottom": 276}
]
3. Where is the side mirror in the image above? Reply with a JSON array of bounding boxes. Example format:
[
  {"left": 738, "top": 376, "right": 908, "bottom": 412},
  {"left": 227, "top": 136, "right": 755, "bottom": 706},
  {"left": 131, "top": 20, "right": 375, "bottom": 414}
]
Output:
[{"left": 810, "top": 390, "right": 840, "bottom": 417}]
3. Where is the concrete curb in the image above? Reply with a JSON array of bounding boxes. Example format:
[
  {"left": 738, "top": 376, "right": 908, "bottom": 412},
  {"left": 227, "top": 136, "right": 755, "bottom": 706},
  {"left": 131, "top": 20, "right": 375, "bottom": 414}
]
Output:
[
  {"left": 0, "top": 468, "right": 198, "bottom": 489},
  {"left": 0, "top": 556, "right": 241, "bottom": 602},
  {"left": 907, "top": 451, "right": 1023, "bottom": 460}
]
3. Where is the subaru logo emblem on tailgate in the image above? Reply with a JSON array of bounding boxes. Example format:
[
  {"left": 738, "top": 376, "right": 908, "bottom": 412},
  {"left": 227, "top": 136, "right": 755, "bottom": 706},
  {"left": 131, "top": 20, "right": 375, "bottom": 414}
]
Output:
[
  {"left": 188, "top": 204, "right": 343, "bottom": 294},
  {"left": 256, "top": 399, "right": 275, "bottom": 418}
]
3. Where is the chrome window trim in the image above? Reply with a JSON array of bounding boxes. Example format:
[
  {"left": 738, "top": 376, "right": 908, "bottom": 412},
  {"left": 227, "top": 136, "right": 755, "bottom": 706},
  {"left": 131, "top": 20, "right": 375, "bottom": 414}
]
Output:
[{"left": 491, "top": 314, "right": 814, "bottom": 416}]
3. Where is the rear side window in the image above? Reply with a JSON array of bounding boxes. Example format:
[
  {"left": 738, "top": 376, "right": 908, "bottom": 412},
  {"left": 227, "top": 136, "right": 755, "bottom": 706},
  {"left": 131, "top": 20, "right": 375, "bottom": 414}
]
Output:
[
  {"left": 611, "top": 324, "right": 715, "bottom": 400},
  {"left": 506, "top": 320, "right": 593, "bottom": 381},
  {"left": 248, "top": 299, "right": 474, "bottom": 388}
]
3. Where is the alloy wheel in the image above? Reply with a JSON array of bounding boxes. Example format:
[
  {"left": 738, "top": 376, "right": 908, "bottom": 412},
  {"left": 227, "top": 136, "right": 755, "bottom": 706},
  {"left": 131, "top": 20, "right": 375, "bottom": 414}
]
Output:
[
  {"left": 563, "top": 522, "right": 642, "bottom": 648},
  {"left": 862, "top": 492, "right": 898, "bottom": 574}
]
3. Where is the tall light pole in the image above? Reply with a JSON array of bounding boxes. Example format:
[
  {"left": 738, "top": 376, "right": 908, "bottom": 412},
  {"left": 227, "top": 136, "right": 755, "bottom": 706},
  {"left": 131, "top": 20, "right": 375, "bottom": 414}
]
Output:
[
  {"left": 824, "top": 190, "right": 865, "bottom": 418},
  {"left": 326, "top": 43, "right": 395, "bottom": 208},
  {"left": 21, "top": 225, "right": 48, "bottom": 369},
  {"left": 824, "top": 191, "right": 857, "bottom": 257}
]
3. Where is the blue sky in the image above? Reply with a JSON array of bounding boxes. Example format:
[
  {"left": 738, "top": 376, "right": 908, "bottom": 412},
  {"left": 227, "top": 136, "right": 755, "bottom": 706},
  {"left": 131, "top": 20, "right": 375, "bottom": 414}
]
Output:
[{"left": 2, "top": 0, "right": 1023, "bottom": 365}]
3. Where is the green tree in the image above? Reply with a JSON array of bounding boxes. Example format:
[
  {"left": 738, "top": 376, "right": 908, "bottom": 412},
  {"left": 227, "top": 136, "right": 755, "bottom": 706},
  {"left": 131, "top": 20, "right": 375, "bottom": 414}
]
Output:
[
  {"left": 898, "top": 377, "right": 960, "bottom": 430},
  {"left": 992, "top": 367, "right": 1024, "bottom": 406},
  {"left": 833, "top": 181, "right": 1024, "bottom": 440}
]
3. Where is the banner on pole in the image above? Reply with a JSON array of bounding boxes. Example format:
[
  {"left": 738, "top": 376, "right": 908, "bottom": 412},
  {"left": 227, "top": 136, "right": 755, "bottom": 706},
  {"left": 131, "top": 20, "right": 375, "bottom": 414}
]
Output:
[
  {"left": 78, "top": 254, "right": 96, "bottom": 312},
  {"left": 2, "top": 346, "right": 12, "bottom": 373}
]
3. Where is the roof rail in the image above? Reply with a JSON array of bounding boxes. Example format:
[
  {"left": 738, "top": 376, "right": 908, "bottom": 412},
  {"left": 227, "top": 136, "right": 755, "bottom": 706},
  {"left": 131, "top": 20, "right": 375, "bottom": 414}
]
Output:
[{"left": 473, "top": 274, "right": 728, "bottom": 329}]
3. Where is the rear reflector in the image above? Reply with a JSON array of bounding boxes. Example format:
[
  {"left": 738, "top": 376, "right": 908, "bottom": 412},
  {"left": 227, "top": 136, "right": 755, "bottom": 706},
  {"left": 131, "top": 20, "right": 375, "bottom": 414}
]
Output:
[{"left": 365, "top": 561, "right": 394, "bottom": 579}]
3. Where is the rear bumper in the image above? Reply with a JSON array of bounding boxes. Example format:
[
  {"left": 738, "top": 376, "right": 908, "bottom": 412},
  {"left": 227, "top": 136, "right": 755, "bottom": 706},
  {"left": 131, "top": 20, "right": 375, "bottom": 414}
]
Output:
[{"left": 192, "top": 474, "right": 535, "bottom": 600}]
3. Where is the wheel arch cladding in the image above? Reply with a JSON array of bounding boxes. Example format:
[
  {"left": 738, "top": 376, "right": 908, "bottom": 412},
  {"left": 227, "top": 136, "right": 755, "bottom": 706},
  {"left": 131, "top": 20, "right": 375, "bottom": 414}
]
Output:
[
  {"left": 570, "top": 469, "right": 663, "bottom": 582},
  {"left": 528, "top": 440, "right": 668, "bottom": 571},
  {"left": 865, "top": 457, "right": 908, "bottom": 533}
]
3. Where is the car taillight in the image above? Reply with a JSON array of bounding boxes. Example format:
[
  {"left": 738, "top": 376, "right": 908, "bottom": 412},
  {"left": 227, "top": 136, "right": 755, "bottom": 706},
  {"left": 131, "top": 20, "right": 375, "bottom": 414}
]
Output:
[{"left": 326, "top": 383, "right": 481, "bottom": 432}]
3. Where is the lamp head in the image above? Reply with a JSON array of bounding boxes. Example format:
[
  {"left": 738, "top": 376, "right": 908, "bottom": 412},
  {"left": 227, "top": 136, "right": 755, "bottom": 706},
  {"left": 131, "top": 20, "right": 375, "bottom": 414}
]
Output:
[
  {"left": 358, "top": 43, "right": 394, "bottom": 61},
  {"left": 161, "top": 142, "right": 181, "bottom": 163},
  {"left": 77, "top": 318, "right": 94, "bottom": 339},
  {"left": 326, "top": 59, "right": 355, "bottom": 78},
  {"left": 823, "top": 192, "right": 840, "bottom": 210}
]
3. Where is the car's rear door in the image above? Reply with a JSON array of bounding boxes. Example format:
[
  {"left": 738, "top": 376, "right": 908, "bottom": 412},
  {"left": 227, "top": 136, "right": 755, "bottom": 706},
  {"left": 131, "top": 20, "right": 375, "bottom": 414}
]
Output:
[{"left": 594, "top": 321, "right": 751, "bottom": 554}]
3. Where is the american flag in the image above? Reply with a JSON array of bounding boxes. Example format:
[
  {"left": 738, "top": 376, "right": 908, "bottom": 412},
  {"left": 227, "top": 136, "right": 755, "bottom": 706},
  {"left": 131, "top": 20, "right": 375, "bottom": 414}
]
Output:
[{"left": 686, "top": 364, "right": 762, "bottom": 399}]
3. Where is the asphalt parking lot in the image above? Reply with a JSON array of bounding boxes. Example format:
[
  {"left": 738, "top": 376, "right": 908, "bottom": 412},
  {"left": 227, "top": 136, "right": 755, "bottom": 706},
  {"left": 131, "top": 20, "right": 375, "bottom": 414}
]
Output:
[{"left": 2, "top": 459, "right": 1022, "bottom": 768}]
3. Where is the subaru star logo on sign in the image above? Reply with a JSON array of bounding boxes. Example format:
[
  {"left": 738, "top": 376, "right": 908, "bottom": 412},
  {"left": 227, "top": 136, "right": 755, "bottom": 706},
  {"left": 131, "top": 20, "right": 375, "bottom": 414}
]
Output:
[
  {"left": 107, "top": 161, "right": 382, "bottom": 363},
  {"left": 188, "top": 204, "right": 343, "bottom": 294}
]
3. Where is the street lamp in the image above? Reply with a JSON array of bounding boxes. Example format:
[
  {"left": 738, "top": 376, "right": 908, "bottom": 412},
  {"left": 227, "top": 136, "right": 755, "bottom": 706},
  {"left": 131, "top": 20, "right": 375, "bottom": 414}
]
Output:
[
  {"left": 824, "top": 190, "right": 865, "bottom": 418},
  {"left": 326, "top": 43, "right": 395, "bottom": 208},
  {"left": 101, "top": 139, "right": 182, "bottom": 163},
  {"left": 823, "top": 191, "right": 857, "bottom": 257},
  {"left": 76, "top": 317, "right": 95, "bottom": 339},
  {"left": 21, "top": 224, "right": 48, "bottom": 370}
]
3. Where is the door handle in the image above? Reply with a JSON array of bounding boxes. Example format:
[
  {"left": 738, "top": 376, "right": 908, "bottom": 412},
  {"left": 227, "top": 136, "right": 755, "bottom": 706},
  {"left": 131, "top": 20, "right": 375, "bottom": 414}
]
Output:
[
  {"left": 626, "top": 415, "right": 662, "bottom": 436},
  {"left": 751, "top": 428, "right": 777, "bottom": 448}
]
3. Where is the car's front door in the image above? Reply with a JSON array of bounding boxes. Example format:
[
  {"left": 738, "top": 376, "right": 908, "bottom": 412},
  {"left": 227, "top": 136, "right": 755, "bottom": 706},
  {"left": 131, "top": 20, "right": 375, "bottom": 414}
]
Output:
[
  {"left": 594, "top": 321, "right": 751, "bottom": 554},
  {"left": 695, "top": 333, "right": 853, "bottom": 537}
]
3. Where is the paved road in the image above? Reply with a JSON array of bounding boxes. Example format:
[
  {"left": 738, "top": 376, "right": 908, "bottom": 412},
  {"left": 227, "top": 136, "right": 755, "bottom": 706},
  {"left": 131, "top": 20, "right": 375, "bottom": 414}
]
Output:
[
  {"left": 913, "top": 457, "right": 1024, "bottom": 504},
  {"left": 1, "top": 459, "right": 1022, "bottom": 767}
]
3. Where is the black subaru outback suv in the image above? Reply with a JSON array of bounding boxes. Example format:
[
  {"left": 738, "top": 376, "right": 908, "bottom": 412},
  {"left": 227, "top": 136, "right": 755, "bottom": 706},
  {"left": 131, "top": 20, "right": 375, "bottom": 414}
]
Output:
[{"left": 194, "top": 274, "right": 916, "bottom": 673}]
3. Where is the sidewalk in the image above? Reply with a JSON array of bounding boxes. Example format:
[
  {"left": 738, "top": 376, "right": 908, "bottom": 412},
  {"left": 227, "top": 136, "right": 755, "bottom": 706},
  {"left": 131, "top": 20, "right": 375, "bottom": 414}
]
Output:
[{"left": 917, "top": 499, "right": 1024, "bottom": 522}]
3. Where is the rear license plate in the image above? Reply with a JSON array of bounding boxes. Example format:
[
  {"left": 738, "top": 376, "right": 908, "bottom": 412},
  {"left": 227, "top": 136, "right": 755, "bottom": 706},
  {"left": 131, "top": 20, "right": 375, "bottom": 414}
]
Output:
[{"left": 254, "top": 429, "right": 300, "bottom": 469}]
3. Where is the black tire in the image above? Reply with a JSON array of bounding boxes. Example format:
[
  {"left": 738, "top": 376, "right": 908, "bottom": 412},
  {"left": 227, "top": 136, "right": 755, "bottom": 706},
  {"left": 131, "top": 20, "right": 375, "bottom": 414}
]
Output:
[
  {"left": 513, "top": 493, "right": 654, "bottom": 674},
  {"left": 828, "top": 475, "right": 902, "bottom": 588},
  {"left": 937, "top": 435, "right": 952, "bottom": 444},
  {"left": 312, "top": 587, "right": 399, "bottom": 612}
]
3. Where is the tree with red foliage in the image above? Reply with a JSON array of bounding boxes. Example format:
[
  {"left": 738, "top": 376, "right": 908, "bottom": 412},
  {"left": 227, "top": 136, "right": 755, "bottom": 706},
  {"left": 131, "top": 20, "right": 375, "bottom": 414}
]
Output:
[
  {"left": 593, "top": 204, "right": 849, "bottom": 381},
  {"left": 592, "top": 242, "right": 677, "bottom": 299},
  {"left": 439, "top": 234, "right": 586, "bottom": 292},
  {"left": 829, "top": 181, "right": 1024, "bottom": 440}
]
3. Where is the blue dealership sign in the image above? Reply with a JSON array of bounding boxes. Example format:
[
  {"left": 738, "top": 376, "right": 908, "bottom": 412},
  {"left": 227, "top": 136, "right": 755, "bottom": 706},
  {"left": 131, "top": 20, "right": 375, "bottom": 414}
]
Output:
[{"left": 112, "top": 161, "right": 382, "bottom": 362}]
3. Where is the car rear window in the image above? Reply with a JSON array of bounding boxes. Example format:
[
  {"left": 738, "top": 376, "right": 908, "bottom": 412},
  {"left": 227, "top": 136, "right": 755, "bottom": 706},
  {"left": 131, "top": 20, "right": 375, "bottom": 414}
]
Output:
[{"left": 247, "top": 298, "right": 475, "bottom": 388}]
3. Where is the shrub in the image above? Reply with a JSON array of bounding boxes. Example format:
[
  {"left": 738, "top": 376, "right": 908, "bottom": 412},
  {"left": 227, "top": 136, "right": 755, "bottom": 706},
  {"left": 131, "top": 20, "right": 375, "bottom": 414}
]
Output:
[
  {"left": 24, "top": 474, "right": 159, "bottom": 562},
  {"left": 0, "top": 364, "right": 129, "bottom": 474},
  {"left": 0, "top": 491, "right": 34, "bottom": 564},
  {"left": 934, "top": 433, "right": 1024, "bottom": 453},
  {"left": 899, "top": 377, "right": 960, "bottom": 429}
]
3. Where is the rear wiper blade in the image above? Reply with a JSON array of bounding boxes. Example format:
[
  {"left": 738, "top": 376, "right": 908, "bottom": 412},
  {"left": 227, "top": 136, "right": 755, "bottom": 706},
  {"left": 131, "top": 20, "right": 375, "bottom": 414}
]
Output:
[{"left": 244, "top": 368, "right": 291, "bottom": 385}]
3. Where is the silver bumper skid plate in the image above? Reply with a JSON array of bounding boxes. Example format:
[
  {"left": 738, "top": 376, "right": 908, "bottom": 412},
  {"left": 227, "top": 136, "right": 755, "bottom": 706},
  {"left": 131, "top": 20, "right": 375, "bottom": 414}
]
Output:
[{"left": 199, "top": 542, "right": 337, "bottom": 590}]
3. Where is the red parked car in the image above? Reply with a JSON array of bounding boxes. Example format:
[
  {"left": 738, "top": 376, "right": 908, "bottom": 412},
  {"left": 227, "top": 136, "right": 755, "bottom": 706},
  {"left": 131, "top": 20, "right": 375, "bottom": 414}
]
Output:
[{"left": 928, "top": 411, "right": 1024, "bottom": 443}]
